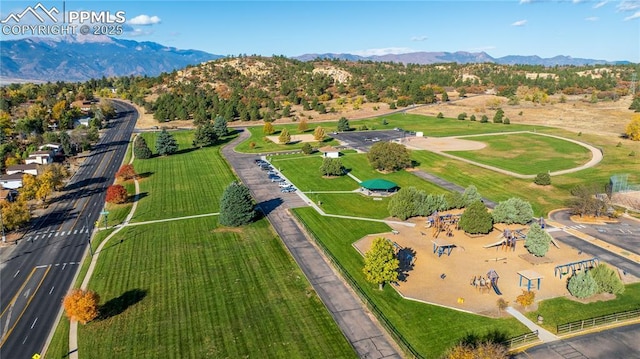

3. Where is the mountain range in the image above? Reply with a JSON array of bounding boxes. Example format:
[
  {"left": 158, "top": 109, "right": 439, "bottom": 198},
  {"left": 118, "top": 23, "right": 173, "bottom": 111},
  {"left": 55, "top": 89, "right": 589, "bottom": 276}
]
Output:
[{"left": 0, "top": 36, "right": 631, "bottom": 83}]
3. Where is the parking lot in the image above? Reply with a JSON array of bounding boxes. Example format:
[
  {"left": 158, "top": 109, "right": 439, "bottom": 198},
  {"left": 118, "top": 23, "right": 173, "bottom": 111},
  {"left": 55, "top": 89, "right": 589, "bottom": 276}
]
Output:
[{"left": 331, "top": 129, "right": 412, "bottom": 152}]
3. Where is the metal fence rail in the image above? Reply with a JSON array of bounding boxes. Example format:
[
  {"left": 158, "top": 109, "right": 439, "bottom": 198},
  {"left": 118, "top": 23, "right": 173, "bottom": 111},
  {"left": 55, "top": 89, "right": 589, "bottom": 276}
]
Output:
[
  {"left": 504, "top": 330, "right": 539, "bottom": 348},
  {"left": 557, "top": 308, "right": 640, "bottom": 335}
]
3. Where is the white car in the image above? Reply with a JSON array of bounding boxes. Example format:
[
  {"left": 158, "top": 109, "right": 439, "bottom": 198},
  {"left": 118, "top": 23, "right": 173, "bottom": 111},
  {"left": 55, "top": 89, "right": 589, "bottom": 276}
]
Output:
[{"left": 278, "top": 182, "right": 292, "bottom": 188}]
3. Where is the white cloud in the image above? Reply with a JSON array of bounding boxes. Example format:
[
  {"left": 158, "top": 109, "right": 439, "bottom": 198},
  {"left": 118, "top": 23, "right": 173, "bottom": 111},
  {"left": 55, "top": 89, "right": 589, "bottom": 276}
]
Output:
[
  {"left": 511, "top": 19, "right": 528, "bottom": 26},
  {"left": 519, "top": 0, "right": 532, "bottom": 4},
  {"left": 572, "top": 0, "right": 586, "bottom": 3},
  {"left": 624, "top": 10, "right": 640, "bottom": 20},
  {"left": 125, "top": 28, "right": 154, "bottom": 37},
  {"left": 352, "top": 47, "right": 415, "bottom": 56},
  {"left": 617, "top": 1, "right": 640, "bottom": 12},
  {"left": 585, "top": 16, "right": 599, "bottom": 21},
  {"left": 593, "top": 1, "right": 608, "bottom": 9},
  {"left": 411, "top": 35, "right": 428, "bottom": 42},
  {"left": 128, "top": 14, "right": 161, "bottom": 25}
]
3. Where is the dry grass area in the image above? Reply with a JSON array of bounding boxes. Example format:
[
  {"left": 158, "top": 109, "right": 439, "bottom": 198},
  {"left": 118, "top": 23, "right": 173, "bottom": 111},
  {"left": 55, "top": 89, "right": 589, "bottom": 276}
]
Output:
[{"left": 134, "top": 92, "right": 635, "bottom": 139}]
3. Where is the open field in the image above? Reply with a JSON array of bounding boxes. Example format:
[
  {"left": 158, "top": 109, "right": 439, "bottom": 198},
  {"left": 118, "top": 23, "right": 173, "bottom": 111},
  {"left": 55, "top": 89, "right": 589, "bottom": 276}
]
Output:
[
  {"left": 293, "top": 207, "right": 529, "bottom": 358},
  {"left": 130, "top": 131, "right": 237, "bottom": 222},
  {"left": 78, "top": 217, "right": 355, "bottom": 359},
  {"left": 445, "top": 133, "right": 593, "bottom": 175},
  {"left": 234, "top": 126, "right": 338, "bottom": 153}
]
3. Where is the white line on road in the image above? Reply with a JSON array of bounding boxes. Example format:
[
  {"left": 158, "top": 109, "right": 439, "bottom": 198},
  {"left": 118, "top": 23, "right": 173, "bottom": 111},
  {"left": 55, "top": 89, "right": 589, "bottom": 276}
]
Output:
[
  {"left": 34, "top": 235, "right": 40, "bottom": 240},
  {"left": 35, "top": 265, "right": 48, "bottom": 268},
  {"left": 54, "top": 232, "right": 59, "bottom": 237},
  {"left": 48, "top": 233, "right": 53, "bottom": 238},
  {"left": 30, "top": 317, "right": 38, "bottom": 329},
  {"left": 49, "top": 286, "right": 55, "bottom": 295},
  {"left": 62, "top": 263, "right": 67, "bottom": 270},
  {"left": 13, "top": 270, "right": 19, "bottom": 278},
  {"left": 61, "top": 231, "right": 66, "bottom": 236},
  {"left": 74, "top": 230, "right": 78, "bottom": 234},
  {"left": 22, "top": 335, "right": 28, "bottom": 344}
]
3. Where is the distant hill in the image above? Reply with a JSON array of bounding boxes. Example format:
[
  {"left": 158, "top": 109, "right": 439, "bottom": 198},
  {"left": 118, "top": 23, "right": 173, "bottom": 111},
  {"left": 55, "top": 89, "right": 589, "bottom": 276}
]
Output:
[
  {"left": 0, "top": 35, "right": 223, "bottom": 83},
  {"left": 294, "top": 51, "right": 631, "bottom": 66}
]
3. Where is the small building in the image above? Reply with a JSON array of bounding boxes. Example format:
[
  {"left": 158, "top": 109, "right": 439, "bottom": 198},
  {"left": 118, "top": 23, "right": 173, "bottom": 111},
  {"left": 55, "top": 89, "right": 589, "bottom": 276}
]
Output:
[
  {"left": 318, "top": 146, "right": 341, "bottom": 158},
  {"left": 6, "top": 163, "right": 39, "bottom": 176},
  {"left": 74, "top": 117, "right": 92, "bottom": 127},
  {"left": 25, "top": 150, "right": 54, "bottom": 165},
  {"left": 0, "top": 173, "right": 25, "bottom": 189},
  {"left": 0, "top": 188, "right": 18, "bottom": 202},
  {"left": 39, "top": 143, "right": 62, "bottom": 154},
  {"left": 360, "top": 179, "right": 399, "bottom": 193}
]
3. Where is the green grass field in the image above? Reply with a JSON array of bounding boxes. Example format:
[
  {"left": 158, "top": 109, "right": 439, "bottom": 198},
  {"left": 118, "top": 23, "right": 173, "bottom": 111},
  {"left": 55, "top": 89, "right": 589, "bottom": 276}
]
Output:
[
  {"left": 234, "top": 126, "right": 339, "bottom": 153},
  {"left": 525, "top": 283, "right": 640, "bottom": 333},
  {"left": 130, "top": 131, "right": 237, "bottom": 222},
  {"left": 293, "top": 207, "right": 529, "bottom": 358},
  {"left": 311, "top": 193, "right": 391, "bottom": 219},
  {"left": 78, "top": 217, "right": 355, "bottom": 359},
  {"left": 269, "top": 154, "right": 359, "bottom": 191},
  {"left": 446, "top": 133, "right": 592, "bottom": 175}
]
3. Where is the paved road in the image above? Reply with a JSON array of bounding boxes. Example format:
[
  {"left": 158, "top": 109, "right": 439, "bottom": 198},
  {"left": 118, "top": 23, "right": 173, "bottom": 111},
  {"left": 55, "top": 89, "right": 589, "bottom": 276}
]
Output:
[
  {"left": 222, "top": 129, "right": 402, "bottom": 359},
  {"left": 0, "top": 101, "right": 136, "bottom": 358},
  {"left": 332, "top": 129, "right": 411, "bottom": 152},
  {"left": 548, "top": 210, "right": 640, "bottom": 278},
  {"left": 512, "top": 323, "right": 640, "bottom": 359}
]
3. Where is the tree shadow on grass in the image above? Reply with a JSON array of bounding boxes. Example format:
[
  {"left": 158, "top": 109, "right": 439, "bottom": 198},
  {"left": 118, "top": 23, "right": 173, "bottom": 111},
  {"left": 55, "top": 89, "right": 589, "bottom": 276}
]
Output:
[
  {"left": 459, "top": 329, "right": 510, "bottom": 347},
  {"left": 397, "top": 247, "right": 416, "bottom": 282},
  {"left": 128, "top": 192, "right": 148, "bottom": 203},
  {"left": 136, "top": 171, "right": 153, "bottom": 179},
  {"left": 98, "top": 289, "right": 147, "bottom": 320}
]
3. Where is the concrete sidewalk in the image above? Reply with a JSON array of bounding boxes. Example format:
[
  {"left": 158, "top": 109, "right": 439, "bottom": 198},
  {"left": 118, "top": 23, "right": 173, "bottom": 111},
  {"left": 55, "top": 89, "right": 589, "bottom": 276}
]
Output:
[{"left": 506, "top": 306, "right": 559, "bottom": 343}]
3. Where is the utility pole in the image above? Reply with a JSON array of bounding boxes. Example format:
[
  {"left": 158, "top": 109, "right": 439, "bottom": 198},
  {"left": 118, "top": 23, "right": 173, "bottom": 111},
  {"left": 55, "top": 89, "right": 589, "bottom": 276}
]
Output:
[{"left": 0, "top": 209, "right": 5, "bottom": 243}]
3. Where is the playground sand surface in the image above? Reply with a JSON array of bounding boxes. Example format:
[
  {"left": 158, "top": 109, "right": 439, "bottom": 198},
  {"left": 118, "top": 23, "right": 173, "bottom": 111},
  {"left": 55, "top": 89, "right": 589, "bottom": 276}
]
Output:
[{"left": 353, "top": 215, "right": 608, "bottom": 317}]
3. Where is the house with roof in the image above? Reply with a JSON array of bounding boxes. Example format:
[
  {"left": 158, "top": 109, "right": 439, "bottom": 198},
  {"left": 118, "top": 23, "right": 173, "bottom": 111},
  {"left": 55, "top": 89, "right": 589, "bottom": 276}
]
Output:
[
  {"left": 6, "top": 163, "right": 39, "bottom": 176},
  {"left": 0, "top": 173, "right": 26, "bottom": 189},
  {"left": 39, "top": 143, "right": 62, "bottom": 155},
  {"left": 0, "top": 188, "right": 18, "bottom": 202},
  {"left": 25, "top": 150, "right": 54, "bottom": 165},
  {"left": 318, "top": 146, "right": 341, "bottom": 158}
]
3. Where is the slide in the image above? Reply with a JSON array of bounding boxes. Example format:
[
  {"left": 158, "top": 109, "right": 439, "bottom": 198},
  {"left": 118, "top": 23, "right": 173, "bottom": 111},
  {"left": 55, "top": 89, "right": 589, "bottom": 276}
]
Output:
[
  {"left": 491, "top": 280, "right": 502, "bottom": 295},
  {"left": 483, "top": 239, "right": 505, "bottom": 248}
]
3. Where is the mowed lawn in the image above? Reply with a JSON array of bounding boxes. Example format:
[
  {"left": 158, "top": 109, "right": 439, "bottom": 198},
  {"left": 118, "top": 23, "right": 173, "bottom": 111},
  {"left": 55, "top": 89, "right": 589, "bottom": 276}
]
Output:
[
  {"left": 446, "top": 133, "right": 592, "bottom": 175},
  {"left": 269, "top": 154, "right": 359, "bottom": 191},
  {"left": 130, "top": 131, "right": 236, "bottom": 222},
  {"left": 79, "top": 218, "right": 355, "bottom": 359},
  {"left": 293, "top": 208, "right": 529, "bottom": 358},
  {"left": 235, "top": 126, "right": 339, "bottom": 153}
]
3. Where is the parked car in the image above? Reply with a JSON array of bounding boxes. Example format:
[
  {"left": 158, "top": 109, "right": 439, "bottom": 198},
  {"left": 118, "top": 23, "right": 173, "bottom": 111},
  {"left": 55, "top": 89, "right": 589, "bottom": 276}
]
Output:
[
  {"left": 278, "top": 181, "right": 291, "bottom": 187},
  {"left": 270, "top": 176, "right": 283, "bottom": 182},
  {"left": 371, "top": 137, "right": 380, "bottom": 142},
  {"left": 280, "top": 187, "right": 296, "bottom": 193},
  {"left": 267, "top": 170, "right": 278, "bottom": 176}
]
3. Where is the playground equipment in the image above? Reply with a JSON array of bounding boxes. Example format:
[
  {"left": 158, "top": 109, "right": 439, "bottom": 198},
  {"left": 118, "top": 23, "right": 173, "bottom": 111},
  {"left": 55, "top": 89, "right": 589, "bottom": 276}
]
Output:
[
  {"left": 487, "top": 269, "right": 502, "bottom": 295},
  {"left": 426, "top": 212, "right": 460, "bottom": 239},
  {"left": 554, "top": 258, "right": 599, "bottom": 279},
  {"left": 432, "top": 239, "right": 456, "bottom": 257},
  {"left": 483, "top": 228, "right": 527, "bottom": 250},
  {"left": 386, "top": 238, "right": 415, "bottom": 266},
  {"left": 517, "top": 270, "right": 543, "bottom": 291}
]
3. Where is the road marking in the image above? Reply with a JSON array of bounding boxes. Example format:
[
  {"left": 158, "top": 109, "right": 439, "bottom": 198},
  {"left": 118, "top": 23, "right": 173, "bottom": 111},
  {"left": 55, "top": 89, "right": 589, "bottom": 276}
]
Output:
[
  {"left": 30, "top": 317, "right": 37, "bottom": 329},
  {"left": 13, "top": 270, "right": 19, "bottom": 278},
  {"left": 35, "top": 265, "right": 48, "bottom": 269},
  {"left": 22, "top": 335, "right": 28, "bottom": 344},
  {"left": 49, "top": 286, "right": 55, "bottom": 295},
  {"left": 48, "top": 233, "right": 53, "bottom": 238},
  {"left": 54, "top": 232, "right": 59, "bottom": 237},
  {"left": 62, "top": 263, "right": 67, "bottom": 270},
  {"left": 0, "top": 267, "right": 36, "bottom": 317},
  {"left": 74, "top": 230, "right": 78, "bottom": 234},
  {"left": 61, "top": 231, "right": 66, "bottom": 236},
  {"left": 34, "top": 235, "right": 39, "bottom": 240}
]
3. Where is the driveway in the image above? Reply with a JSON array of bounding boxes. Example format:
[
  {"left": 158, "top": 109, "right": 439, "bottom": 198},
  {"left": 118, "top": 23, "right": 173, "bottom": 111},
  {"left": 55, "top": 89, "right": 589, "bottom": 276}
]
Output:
[
  {"left": 222, "top": 129, "right": 401, "bottom": 359},
  {"left": 332, "top": 129, "right": 410, "bottom": 152}
]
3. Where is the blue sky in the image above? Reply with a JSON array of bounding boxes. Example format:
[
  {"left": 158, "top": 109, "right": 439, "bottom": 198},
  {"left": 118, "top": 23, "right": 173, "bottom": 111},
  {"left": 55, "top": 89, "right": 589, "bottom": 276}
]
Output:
[{"left": 1, "top": 0, "right": 639, "bottom": 62}]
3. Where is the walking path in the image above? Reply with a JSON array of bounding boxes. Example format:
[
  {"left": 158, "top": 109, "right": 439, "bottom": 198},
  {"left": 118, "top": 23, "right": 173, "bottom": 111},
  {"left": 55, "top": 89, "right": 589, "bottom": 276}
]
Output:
[
  {"left": 410, "top": 170, "right": 498, "bottom": 208},
  {"left": 223, "top": 129, "right": 402, "bottom": 358},
  {"left": 505, "top": 307, "right": 559, "bottom": 343}
]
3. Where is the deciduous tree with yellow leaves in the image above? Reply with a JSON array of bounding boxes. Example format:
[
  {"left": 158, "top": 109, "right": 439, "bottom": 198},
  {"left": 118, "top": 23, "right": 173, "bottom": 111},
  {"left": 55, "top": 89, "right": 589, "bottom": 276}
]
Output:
[
  {"left": 63, "top": 289, "right": 100, "bottom": 324},
  {"left": 625, "top": 114, "right": 640, "bottom": 141}
]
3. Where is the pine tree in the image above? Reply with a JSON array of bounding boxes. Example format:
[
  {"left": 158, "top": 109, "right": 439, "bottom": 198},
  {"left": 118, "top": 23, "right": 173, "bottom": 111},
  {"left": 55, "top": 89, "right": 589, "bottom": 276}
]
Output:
[
  {"left": 192, "top": 120, "right": 218, "bottom": 148},
  {"left": 213, "top": 116, "right": 228, "bottom": 138},
  {"left": 134, "top": 136, "right": 152, "bottom": 159},
  {"left": 156, "top": 129, "right": 178, "bottom": 156},
  {"left": 219, "top": 182, "right": 255, "bottom": 227}
]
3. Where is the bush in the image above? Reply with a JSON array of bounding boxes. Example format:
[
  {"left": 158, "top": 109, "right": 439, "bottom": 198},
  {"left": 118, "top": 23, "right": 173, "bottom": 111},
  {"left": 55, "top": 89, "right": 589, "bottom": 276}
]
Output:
[
  {"left": 515, "top": 290, "right": 535, "bottom": 309},
  {"left": 469, "top": 114, "right": 476, "bottom": 121},
  {"left": 568, "top": 271, "right": 598, "bottom": 299},
  {"left": 115, "top": 164, "right": 137, "bottom": 181},
  {"left": 388, "top": 187, "right": 424, "bottom": 220},
  {"left": 534, "top": 172, "right": 551, "bottom": 186},
  {"left": 590, "top": 264, "right": 625, "bottom": 295},
  {"left": 437, "top": 112, "right": 444, "bottom": 119},
  {"left": 443, "top": 341, "right": 509, "bottom": 359},
  {"left": 480, "top": 115, "right": 489, "bottom": 123},
  {"left": 459, "top": 200, "right": 493, "bottom": 234},
  {"left": 218, "top": 182, "right": 255, "bottom": 227},
  {"left": 320, "top": 158, "right": 344, "bottom": 177},
  {"left": 457, "top": 112, "right": 467, "bottom": 120},
  {"left": 301, "top": 143, "right": 313, "bottom": 154},
  {"left": 492, "top": 197, "right": 534, "bottom": 225},
  {"left": 503, "top": 118, "right": 510, "bottom": 124},
  {"left": 106, "top": 185, "right": 128, "bottom": 204},
  {"left": 524, "top": 222, "right": 551, "bottom": 257}
]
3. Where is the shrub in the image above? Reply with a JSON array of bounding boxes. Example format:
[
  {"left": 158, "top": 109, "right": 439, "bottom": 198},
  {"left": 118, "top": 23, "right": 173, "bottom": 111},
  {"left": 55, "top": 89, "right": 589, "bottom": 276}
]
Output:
[
  {"left": 249, "top": 141, "right": 256, "bottom": 149},
  {"left": 388, "top": 187, "right": 424, "bottom": 220},
  {"left": 492, "top": 197, "right": 534, "bottom": 225},
  {"left": 436, "top": 112, "right": 444, "bottom": 119},
  {"left": 462, "top": 185, "right": 482, "bottom": 207},
  {"left": 301, "top": 143, "right": 313, "bottom": 154},
  {"left": 115, "top": 164, "right": 137, "bottom": 181},
  {"left": 443, "top": 341, "right": 509, "bottom": 359},
  {"left": 457, "top": 112, "right": 467, "bottom": 120},
  {"left": 381, "top": 118, "right": 388, "bottom": 125},
  {"left": 106, "top": 185, "right": 128, "bottom": 204},
  {"left": 320, "top": 158, "right": 344, "bottom": 177},
  {"left": 469, "top": 114, "right": 476, "bottom": 121},
  {"left": 480, "top": 115, "right": 489, "bottom": 123},
  {"left": 515, "top": 290, "right": 535, "bottom": 309},
  {"left": 534, "top": 172, "right": 551, "bottom": 186},
  {"left": 459, "top": 200, "right": 493, "bottom": 234},
  {"left": 590, "top": 264, "right": 625, "bottom": 295},
  {"left": 503, "top": 117, "right": 510, "bottom": 124},
  {"left": 567, "top": 271, "right": 598, "bottom": 299},
  {"left": 524, "top": 222, "right": 551, "bottom": 257}
]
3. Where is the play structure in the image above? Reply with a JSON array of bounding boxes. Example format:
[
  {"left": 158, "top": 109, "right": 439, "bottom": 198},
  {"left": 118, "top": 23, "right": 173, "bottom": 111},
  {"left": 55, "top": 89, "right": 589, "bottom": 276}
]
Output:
[
  {"left": 554, "top": 258, "right": 599, "bottom": 279},
  {"left": 387, "top": 239, "right": 415, "bottom": 266},
  {"left": 487, "top": 269, "right": 501, "bottom": 295},
  {"left": 483, "top": 228, "right": 527, "bottom": 250},
  {"left": 517, "top": 270, "right": 544, "bottom": 291},
  {"left": 432, "top": 238, "right": 456, "bottom": 257},
  {"left": 426, "top": 212, "right": 460, "bottom": 239}
]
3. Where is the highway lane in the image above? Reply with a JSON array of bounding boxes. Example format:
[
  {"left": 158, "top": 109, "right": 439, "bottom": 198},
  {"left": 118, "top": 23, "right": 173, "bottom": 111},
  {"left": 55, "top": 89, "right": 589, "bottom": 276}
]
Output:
[{"left": 0, "top": 100, "right": 137, "bottom": 358}]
